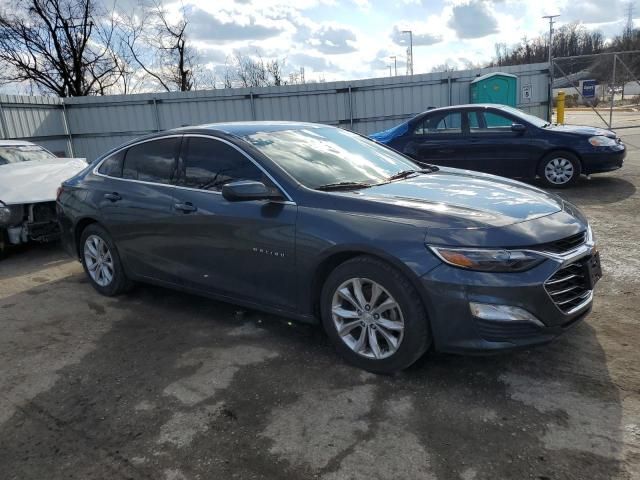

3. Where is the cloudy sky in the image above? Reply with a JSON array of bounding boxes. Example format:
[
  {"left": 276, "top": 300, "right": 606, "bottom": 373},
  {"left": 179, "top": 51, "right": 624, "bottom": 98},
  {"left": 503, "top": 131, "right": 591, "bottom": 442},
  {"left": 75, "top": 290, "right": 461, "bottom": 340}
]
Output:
[{"left": 158, "top": 0, "right": 637, "bottom": 82}]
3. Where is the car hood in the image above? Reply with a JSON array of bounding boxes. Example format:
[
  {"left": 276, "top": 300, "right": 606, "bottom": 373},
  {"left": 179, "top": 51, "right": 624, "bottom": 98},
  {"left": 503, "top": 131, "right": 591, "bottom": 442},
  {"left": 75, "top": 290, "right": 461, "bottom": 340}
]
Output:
[
  {"left": 339, "top": 168, "right": 587, "bottom": 246},
  {"left": 350, "top": 169, "right": 563, "bottom": 228},
  {"left": 545, "top": 124, "right": 616, "bottom": 138},
  {"left": 0, "top": 157, "right": 87, "bottom": 205}
]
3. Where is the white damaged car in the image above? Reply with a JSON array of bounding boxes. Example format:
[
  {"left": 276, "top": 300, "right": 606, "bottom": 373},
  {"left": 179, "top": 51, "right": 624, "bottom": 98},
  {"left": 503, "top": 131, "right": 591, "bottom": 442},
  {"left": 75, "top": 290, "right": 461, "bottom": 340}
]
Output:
[{"left": 0, "top": 140, "right": 87, "bottom": 252}]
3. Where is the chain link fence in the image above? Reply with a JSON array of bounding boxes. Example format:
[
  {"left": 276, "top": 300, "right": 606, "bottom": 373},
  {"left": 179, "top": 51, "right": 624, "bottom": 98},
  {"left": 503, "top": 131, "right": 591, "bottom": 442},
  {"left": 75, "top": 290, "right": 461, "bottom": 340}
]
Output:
[{"left": 552, "top": 50, "right": 640, "bottom": 130}]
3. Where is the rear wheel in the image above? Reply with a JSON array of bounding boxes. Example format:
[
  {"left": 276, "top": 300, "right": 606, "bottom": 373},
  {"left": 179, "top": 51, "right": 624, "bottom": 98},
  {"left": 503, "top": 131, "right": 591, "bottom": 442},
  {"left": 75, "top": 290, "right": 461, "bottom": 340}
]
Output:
[
  {"left": 321, "top": 256, "right": 431, "bottom": 374},
  {"left": 80, "top": 224, "right": 132, "bottom": 296},
  {"left": 538, "top": 152, "right": 581, "bottom": 188}
]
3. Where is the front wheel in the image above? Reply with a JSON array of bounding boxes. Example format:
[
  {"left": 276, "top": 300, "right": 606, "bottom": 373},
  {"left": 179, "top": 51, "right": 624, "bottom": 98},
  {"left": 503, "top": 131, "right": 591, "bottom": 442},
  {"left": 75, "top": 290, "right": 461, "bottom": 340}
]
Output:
[
  {"left": 538, "top": 152, "right": 581, "bottom": 188},
  {"left": 321, "top": 256, "right": 431, "bottom": 374}
]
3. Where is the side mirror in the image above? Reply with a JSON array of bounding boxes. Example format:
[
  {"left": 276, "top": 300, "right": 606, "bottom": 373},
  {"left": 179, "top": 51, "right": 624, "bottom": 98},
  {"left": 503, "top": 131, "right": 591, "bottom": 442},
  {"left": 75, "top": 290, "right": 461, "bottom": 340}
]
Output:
[
  {"left": 511, "top": 123, "right": 526, "bottom": 133},
  {"left": 222, "top": 180, "right": 282, "bottom": 202}
]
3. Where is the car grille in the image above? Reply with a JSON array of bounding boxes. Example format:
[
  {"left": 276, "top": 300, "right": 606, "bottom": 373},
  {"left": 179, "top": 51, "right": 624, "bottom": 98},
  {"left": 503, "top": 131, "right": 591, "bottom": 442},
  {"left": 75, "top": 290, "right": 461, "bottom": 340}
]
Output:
[
  {"left": 475, "top": 318, "right": 541, "bottom": 341},
  {"left": 544, "top": 261, "right": 591, "bottom": 314},
  {"left": 537, "top": 232, "right": 586, "bottom": 254}
]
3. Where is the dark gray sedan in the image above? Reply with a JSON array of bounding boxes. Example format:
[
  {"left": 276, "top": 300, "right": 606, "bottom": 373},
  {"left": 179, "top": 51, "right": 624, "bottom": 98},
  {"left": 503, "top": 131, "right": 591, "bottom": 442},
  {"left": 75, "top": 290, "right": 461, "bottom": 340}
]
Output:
[{"left": 57, "top": 122, "right": 601, "bottom": 373}]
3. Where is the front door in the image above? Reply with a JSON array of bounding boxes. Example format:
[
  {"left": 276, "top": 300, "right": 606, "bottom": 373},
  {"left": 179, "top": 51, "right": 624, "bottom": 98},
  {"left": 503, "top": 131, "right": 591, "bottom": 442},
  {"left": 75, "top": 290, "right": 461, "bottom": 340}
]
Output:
[
  {"left": 169, "top": 135, "right": 298, "bottom": 310},
  {"left": 466, "top": 109, "right": 534, "bottom": 178}
]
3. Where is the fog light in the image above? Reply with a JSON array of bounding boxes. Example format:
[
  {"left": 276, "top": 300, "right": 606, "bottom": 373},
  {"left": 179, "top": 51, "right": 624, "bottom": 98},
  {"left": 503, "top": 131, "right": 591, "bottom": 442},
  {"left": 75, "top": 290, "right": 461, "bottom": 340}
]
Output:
[{"left": 469, "top": 302, "right": 544, "bottom": 327}]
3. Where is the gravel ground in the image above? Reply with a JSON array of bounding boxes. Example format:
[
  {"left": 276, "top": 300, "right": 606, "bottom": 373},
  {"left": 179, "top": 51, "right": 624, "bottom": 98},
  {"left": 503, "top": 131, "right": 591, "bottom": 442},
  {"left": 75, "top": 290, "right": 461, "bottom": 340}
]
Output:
[{"left": 1, "top": 129, "right": 639, "bottom": 480}]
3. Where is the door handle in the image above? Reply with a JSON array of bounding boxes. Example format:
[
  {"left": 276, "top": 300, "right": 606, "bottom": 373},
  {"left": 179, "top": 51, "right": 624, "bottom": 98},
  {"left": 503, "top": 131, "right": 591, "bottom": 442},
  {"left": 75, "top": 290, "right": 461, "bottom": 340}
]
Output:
[
  {"left": 104, "top": 192, "right": 121, "bottom": 202},
  {"left": 174, "top": 202, "right": 197, "bottom": 213}
]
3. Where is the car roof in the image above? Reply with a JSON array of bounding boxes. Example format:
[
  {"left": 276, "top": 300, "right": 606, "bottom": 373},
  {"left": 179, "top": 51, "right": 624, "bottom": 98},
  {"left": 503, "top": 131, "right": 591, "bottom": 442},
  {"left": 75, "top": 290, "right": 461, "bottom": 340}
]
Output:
[
  {"left": 0, "top": 140, "right": 38, "bottom": 147},
  {"left": 172, "top": 121, "right": 326, "bottom": 137},
  {"left": 419, "top": 103, "right": 510, "bottom": 115}
]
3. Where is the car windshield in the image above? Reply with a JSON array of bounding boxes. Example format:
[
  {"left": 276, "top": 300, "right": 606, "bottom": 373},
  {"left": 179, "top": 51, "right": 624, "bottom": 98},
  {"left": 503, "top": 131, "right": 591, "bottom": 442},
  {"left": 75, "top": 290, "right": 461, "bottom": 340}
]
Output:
[
  {"left": 242, "top": 126, "right": 420, "bottom": 189},
  {"left": 0, "top": 145, "right": 56, "bottom": 165},
  {"left": 498, "top": 106, "right": 549, "bottom": 128}
]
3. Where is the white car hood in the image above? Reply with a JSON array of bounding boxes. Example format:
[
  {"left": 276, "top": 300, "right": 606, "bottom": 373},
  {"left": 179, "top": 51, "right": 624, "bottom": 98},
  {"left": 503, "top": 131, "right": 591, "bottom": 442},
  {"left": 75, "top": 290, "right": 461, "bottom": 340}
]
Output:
[{"left": 0, "top": 157, "right": 87, "bottom": 205}]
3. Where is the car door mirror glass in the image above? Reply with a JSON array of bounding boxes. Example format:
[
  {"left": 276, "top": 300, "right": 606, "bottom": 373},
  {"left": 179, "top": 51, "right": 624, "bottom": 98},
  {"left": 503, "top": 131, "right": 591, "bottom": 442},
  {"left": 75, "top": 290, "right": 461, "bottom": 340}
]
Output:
[{"left": 222, "top": 180, "right": 282, "bottom": 202}]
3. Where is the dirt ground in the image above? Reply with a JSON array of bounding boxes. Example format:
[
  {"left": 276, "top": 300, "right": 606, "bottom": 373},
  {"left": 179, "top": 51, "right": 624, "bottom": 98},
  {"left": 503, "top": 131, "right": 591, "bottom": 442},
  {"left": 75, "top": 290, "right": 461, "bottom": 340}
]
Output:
[{"left": 1, "top": 129, "right": 639, "bottom": 480}]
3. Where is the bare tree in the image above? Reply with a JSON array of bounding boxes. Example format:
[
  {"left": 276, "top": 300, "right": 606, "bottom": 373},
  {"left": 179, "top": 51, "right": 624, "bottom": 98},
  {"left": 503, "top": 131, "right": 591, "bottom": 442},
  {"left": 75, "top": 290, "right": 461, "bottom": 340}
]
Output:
[
  {"left": 0, "top": 0, "right": 122, "bottom": 96},
  {"left": 121, "top": 0, "right": 197, "bottom": 92},
  {"left": 224, "top": 53, "right": 288, "bottom": 88}
]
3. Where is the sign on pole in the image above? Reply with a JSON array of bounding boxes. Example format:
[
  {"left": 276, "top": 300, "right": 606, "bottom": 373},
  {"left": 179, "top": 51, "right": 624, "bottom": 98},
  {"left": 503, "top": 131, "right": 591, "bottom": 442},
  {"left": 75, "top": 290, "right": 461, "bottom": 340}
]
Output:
[{"left": 521, "top": 84, "right": 532, "bottom": 103}]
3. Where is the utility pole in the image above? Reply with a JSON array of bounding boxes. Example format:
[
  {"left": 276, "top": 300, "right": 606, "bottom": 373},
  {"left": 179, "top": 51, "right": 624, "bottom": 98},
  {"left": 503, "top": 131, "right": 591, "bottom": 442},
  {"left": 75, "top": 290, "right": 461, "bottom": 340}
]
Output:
[
  {"left": 402, "top": 30, "right": 413, "bottom": 75},
  {"left": 390, "top": 56, "right": 397, "bottom": 76},
  {"left": 543, "top": 14, "right": 560, "bottom": 122},
  {"left": 388, "top": 65, "right": 392, "bottom": 77}
]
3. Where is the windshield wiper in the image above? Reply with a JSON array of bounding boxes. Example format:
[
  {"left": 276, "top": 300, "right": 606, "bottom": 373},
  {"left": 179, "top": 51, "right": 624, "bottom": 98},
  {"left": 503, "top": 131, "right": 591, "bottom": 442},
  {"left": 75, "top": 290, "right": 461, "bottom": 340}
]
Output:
[
  {"left": 386, "top": 167, "right": 438, "bottom": 182},
  {"left": 315, "top": 181, "right": 373, "bottom": 191}
]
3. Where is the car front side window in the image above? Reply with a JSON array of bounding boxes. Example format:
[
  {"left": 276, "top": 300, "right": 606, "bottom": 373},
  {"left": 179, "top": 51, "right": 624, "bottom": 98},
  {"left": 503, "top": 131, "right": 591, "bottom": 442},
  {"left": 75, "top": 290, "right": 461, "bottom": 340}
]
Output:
[
  {"left": 481, "top": 111, "right": 514, "bottom": 130},
  {"left": 122, "top": 138, "right": 179, "bottom": 184},
  {"left": 179, "top": 137, "right": 264, "bottom": 191}
]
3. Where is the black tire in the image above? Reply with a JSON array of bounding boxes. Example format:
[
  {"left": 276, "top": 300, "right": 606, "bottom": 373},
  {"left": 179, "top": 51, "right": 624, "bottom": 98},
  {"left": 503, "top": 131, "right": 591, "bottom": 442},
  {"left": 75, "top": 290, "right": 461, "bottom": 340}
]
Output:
[
  {"left": 79, "top": 223, "right": 133, "bottom": 296},
  {"left": 320, "top": 255, "right": 431, "bottom": 374},
  {"left": 538, "top": 151, "right": 581, "bottom": 188}
]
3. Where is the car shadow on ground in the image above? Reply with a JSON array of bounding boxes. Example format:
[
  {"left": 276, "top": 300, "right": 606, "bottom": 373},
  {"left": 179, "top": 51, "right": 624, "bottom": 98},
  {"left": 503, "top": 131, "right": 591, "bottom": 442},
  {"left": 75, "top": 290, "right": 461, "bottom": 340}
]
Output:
[
  {"left": 527, "top": 176, "right": 636, "bottom": 205},
  {"left": 0, "top": 273, "right": 627, "bottom": 480}
]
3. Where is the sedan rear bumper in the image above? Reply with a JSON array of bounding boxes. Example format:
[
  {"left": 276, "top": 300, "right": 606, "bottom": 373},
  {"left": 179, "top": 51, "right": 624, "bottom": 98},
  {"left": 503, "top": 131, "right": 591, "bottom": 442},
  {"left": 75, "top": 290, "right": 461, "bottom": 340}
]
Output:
[{"left": 418, "top": 247, "right": 597, "bottom": 354}]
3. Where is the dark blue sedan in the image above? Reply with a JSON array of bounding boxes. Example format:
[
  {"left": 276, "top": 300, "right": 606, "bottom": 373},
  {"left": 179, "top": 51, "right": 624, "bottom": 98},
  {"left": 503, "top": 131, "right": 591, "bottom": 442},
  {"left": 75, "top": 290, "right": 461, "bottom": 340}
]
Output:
[{"left": 370, "top": 104, "right": 626, "bottom": 188}]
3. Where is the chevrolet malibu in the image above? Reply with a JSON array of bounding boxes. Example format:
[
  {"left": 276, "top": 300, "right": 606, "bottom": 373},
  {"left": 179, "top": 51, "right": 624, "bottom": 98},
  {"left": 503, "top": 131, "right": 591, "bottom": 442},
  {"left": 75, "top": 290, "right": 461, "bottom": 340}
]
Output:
[{"left": 57, "top": 122, "right": 601, "bottom": 373}]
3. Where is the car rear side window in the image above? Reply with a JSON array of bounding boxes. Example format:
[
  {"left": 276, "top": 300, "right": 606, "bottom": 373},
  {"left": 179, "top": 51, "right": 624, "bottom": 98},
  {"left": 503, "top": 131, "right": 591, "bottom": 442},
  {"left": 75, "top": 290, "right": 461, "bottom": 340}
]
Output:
[
  {"left": 414, "top": 112, "right": 462, "bottom": 135},
  {"left": 179, "top": 137, "right": 263, "bottom": 191},
  {"left": 122, "top": 138, "right": 179, "bottom": 184},
  {"left": 98, "top": 150, "right": 125, "bottom": 177}
]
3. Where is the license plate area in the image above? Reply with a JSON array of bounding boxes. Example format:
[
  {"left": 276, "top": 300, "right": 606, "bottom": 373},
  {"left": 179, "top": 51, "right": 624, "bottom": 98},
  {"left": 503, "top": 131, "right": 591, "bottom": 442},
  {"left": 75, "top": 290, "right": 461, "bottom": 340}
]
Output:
[{"left": 583, "top": 251, "right": 602, "bottom": 289}]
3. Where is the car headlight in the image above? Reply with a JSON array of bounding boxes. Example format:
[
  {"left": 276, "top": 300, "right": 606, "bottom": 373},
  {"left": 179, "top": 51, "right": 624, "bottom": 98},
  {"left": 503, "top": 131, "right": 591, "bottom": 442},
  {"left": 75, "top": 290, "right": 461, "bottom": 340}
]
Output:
[
  {"left": 588, "top": 136, "right": 617, "bottom": 147},
  {"left": 0, "top": 203, "right": 24, "bottom": 227},
  {"left": 429, "top": 246, "right": 545, "bottom": 272}
]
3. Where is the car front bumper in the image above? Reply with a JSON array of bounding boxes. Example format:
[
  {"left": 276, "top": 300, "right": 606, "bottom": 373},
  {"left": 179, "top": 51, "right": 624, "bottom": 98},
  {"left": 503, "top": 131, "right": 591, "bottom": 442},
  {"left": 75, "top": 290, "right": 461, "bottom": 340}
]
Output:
[
  {"left": 582, "top": 145, "right": 626, "bottom": 174},
  {"left": 418, "top": 243, "right": 599, "bottom": 354}
]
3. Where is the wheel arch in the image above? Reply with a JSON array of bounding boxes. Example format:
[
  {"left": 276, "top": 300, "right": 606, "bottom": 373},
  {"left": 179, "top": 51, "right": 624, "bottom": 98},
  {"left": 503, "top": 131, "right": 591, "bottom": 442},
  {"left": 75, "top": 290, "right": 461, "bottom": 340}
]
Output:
[
  {"left": 309, "top": 246, "right": 433, "bottom": 324},
  {"left": 538, "top": 148, "right": 584, "bottom": 173},
  {"left": 74, "top": 217, "right": 101, "bottom": 258}
]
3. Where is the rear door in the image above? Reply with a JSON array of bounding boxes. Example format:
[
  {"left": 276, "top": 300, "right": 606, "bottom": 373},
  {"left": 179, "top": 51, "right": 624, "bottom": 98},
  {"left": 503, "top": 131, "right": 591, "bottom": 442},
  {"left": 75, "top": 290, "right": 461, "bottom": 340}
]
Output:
[
  {"left": 466, "top": 109, "right": 537, "bottom": 178},
  {"left": 96, "top": 136, "right": 182, "bottom": 283},
  {"left": 402, "top": 110, "right": 470, "bottom": 169},
  {"left": 168, "top": 135, "right": 298, "bottom": 310}
]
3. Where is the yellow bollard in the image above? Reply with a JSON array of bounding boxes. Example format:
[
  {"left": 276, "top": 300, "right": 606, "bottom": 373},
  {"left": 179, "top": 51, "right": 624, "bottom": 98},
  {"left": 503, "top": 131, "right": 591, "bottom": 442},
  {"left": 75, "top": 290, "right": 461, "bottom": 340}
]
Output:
[{"left": 556, "top": 91, "right": 565, "bottom": 124}]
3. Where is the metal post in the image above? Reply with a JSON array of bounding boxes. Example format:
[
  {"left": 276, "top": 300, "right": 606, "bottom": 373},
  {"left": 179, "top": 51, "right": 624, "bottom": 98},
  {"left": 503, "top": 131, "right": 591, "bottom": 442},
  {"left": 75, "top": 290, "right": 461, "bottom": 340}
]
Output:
[
  {"left": 61, "top": 100, "right": 75, "bottom": 158},
  {"left": 249, "top": 92, "right": 256, "bottom": 120},
  {"left": 402, "top": 30, "right": 413, "bottom": 75},
  {"left": 543, "top": 15, "right": 559, "bottom": 122},
  {"left": 388, "top": 65, "right": 392, "bottom": 77},
  {"left": 448, "top": 76, "right": 452, "bottom": 106},
  {"left": 610, "top": 54, "right": 616, "bottom": 129},
  {"left": 0, "top": 100, "right": 8, "bottom": 139},
  {"left": 348, "top": 85, "right": 353, "bottom": 129},
  {"left": 390, "top": 56, "right": 397, "bottom": 76},
  {"left": 153, "top": 98, "right": 161, "bottom": 132}
]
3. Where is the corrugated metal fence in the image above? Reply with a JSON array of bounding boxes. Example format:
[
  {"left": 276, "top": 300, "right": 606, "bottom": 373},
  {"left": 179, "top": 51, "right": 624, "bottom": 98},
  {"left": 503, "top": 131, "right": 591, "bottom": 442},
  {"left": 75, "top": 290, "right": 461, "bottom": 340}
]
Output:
[{"left": 0, "top": 62, "right": 549, "bottom": 161}]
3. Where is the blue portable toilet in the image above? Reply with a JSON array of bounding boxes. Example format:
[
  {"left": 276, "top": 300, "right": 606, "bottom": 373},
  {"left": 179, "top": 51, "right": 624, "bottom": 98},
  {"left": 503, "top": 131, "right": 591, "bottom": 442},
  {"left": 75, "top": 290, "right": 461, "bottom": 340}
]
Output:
[{"left": 470, "top": 72, "right": 517, "bottom": 106}]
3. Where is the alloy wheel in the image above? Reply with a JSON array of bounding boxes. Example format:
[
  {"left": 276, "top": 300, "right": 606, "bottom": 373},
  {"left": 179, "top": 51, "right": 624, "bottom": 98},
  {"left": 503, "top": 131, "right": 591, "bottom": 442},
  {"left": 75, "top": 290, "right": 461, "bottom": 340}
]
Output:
[
  {"left": 331, "top": 277, "right": 405, "bottom": 359},
  {"left": 83, "top": 234, "right": 115, "bottom": 287},
  {"left": 544, "top": 157, "right": 575, "bottom": 185}
]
